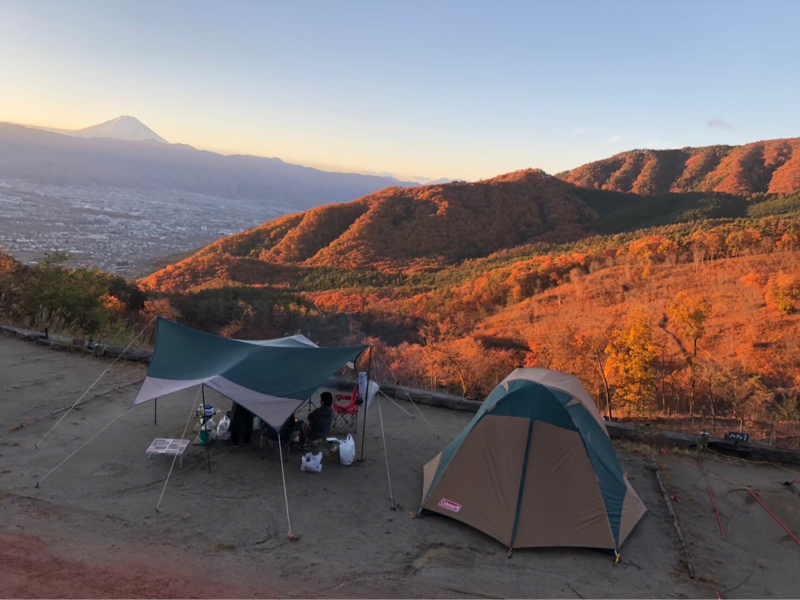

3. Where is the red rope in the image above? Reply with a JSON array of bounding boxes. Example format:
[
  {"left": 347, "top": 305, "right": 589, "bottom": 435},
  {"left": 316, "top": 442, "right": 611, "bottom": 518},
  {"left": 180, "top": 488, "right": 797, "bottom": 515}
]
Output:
[
  {"left": 674, "top": 455, "right": 794, "bottom": 508},
  {"left": 746, "top": 488, "right": 800, "bottom": 546},
  {"left": 707, "top": 485, "right": 725, "bottom": 538},
  {"left": 672, "top": 455, "right": 800, "bottom": 547},
  {"left": 674, "top": 455, "right": 740, "bottom": 486}
]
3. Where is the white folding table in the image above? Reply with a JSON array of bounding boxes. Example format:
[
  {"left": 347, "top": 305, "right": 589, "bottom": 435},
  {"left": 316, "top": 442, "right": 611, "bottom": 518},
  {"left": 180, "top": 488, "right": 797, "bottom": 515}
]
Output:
[{"left": 146, "top": 438, "right": 190, "bottom": 467}]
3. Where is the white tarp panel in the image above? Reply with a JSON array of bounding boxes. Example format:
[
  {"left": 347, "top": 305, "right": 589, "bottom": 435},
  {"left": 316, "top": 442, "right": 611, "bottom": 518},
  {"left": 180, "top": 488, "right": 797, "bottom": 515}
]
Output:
[
  {"left": 132, "top": 375, "right": 304, "bottom": 429},
  {"left": 132, "top": 376, "right": 210, "bottom": 406},
  {"left": 239, "top": 334, "right": 318, "bottom": 348},
  {"left": 204, "top": 376, "right": 304, "bottom": 430}
]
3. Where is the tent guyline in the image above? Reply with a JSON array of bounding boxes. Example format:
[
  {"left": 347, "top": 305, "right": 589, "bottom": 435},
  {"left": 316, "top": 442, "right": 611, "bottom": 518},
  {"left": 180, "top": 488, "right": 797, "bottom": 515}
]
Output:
[
  {"left": 375, "top": 352, "right": 436, "bottom": 437},
  {"left": 36, "top": 407, "right": 128, "bottom": 488},
  {"left": 379, "top": 390, "right": 414, "bottom": 419},
  {"left": 156, "top": 385, "right": 203, "bottom": 512},
  {"left": 35, "top": 314, "right": 158, "bottom": 449},
  {"left": 376, "top": 391, "right": 396, "bottom": 509}
]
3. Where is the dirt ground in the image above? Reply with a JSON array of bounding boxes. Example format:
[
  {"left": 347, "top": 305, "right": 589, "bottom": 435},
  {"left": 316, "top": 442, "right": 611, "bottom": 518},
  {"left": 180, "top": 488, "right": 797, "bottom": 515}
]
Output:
[{"left": 1, "top": 334, "right": 799, "bottom": 599}]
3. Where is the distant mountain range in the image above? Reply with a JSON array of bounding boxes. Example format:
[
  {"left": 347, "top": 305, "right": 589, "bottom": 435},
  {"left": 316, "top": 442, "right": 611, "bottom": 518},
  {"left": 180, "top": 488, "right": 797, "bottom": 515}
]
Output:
[
  {"left": 557, "top": 138, "right": 800, "bottom": 195},
  {"left": 0, "top": 121, "right": 419, "bottom": 210},
  {"left": 140, "top": 137, "right": 800, "bottom": 291},
  {"left": 145, "top": 169, "right": 594, "bottom": 276}
]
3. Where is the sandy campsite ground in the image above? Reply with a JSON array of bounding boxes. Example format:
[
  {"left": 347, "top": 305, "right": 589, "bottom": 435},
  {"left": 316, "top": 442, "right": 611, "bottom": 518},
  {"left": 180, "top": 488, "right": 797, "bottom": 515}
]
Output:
[{"left": 1, "top": 334, "right": 799, "bottom": 599}]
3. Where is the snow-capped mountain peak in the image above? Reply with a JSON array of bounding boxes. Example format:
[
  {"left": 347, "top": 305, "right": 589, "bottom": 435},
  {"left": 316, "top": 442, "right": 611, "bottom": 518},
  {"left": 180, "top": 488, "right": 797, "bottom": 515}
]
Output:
[{"left": 74, "top": 116, "right": 168, "bottom": 144}]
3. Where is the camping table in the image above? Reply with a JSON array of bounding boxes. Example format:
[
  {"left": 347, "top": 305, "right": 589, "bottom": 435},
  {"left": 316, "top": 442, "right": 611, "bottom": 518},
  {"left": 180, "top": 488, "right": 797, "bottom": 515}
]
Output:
[{"left": 146, "top": 438, "right": 190, "bottom": 467}]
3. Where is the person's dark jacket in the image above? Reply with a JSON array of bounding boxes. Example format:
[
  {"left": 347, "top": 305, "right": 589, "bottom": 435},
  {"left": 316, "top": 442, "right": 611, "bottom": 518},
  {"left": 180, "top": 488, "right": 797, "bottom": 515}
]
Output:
[
  {"left": 230, "top": 402, "right": 254, "bottom": 444},
  {"left": 307, "top": 405, "right": 334, "bottom": 439}
]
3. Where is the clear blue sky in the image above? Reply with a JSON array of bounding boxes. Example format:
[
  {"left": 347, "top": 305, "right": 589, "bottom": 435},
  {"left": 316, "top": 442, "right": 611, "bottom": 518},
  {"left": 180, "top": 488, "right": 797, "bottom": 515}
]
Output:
[{"left": 1, "top": 0, "right": 798, "bottom": 181}]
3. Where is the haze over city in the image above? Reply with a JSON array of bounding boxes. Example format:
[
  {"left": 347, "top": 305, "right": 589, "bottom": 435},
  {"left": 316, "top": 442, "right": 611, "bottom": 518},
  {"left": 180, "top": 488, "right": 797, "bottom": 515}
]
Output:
[{"left": 1, "top": 0, "right": 798, "bottom": 182}]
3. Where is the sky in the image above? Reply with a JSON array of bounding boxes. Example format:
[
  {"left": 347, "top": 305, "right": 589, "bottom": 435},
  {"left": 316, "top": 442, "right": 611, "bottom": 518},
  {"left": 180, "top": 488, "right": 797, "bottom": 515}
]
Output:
[{"left": 0, "top": 0, "right": 798, "bottom": 182}]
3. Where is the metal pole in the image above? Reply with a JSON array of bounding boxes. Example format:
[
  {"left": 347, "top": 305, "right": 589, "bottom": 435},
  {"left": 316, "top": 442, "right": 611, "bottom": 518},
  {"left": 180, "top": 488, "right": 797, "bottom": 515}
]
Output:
[
  {"left": 278, "top": 431, "right": 293, "bottom": 540},
  {"left": 154, "top": 398, "right": 157, "bottom": 426},
  {"left": 202, "top": 385, "right": 210, "bottom": 474},
  {"left": 359, "top": 346, "right": 373, "bottom": 461}
]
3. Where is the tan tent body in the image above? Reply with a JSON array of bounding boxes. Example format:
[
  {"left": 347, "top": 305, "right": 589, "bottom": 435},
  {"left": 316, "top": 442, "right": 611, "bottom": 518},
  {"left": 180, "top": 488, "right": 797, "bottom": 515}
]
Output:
[{"left": 421, "top": 368, "right": 646, "bottom": 551}]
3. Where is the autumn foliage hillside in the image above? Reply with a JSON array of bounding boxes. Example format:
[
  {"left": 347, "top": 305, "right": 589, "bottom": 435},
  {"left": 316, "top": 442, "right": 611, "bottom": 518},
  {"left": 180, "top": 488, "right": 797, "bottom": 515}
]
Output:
[
  {"left": 142, "top": 138, "right": 800, "bottom": 294},
  {"left": 141, "top": 169, "right": 598, "bottom": 289},
  {"left": 558, "top": 137, "right": 800, "bottom": 195}
]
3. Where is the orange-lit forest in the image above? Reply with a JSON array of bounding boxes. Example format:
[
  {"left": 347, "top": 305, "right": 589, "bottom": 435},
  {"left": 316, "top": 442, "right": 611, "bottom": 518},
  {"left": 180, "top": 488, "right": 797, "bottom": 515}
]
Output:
[{"left": 3, "top": 138, "right": 800, "bottom": 447}]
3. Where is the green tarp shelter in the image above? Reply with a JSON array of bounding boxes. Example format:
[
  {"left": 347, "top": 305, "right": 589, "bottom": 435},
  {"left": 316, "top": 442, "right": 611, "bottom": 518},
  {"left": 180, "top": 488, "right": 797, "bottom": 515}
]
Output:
[
  {"left": 420, "top": 368, "right": 647, "bottom": 553},
  {"left": 132, "top": 318, "right": 368, "bottom": 430}
]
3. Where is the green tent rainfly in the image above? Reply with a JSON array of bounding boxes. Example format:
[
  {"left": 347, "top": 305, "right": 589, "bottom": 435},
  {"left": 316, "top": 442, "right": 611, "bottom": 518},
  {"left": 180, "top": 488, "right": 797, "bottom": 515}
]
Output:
[
  {"left": 132, "top": 318, "right": 368, "bottom": 429},
  {"left": 420, "top": 368, "right": 647, "bottom": 552}
]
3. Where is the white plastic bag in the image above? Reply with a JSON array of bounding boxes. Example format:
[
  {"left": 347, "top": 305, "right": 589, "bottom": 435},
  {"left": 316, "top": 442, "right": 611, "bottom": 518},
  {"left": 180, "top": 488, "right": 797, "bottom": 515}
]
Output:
[
  {"left": 339, "top": 434, "right": 355, "bottom": 466},
  {"left": 301, "top": 452, "right": 323, "bottom": 473},
  {"left": 217, "top": 415, "right": 231, "bottom": 441}
]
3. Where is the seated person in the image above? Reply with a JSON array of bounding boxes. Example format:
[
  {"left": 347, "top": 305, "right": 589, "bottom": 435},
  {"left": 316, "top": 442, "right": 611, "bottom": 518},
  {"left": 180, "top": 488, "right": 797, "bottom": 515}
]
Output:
[{"left": 299, "top": 392, "right": 334, "bottom": 446}]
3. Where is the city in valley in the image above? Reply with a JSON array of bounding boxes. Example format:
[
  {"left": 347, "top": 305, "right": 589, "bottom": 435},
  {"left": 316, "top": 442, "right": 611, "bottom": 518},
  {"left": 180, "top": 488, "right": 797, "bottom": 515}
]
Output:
[{"left": 0, "top": 179, "right": 290, "bottom": 275}]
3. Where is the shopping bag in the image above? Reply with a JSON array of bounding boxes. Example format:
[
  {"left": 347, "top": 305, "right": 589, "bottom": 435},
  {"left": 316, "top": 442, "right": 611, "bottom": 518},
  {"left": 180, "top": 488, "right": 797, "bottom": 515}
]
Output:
[
  {"left": 301, "top": 452, "right": 323, "bottom": 473},
  {"left": 216, "top": 415, "right": 231, "bottom": 441},
  {"left": 339, "top": 434, "right": 355, "bottom": 466}
]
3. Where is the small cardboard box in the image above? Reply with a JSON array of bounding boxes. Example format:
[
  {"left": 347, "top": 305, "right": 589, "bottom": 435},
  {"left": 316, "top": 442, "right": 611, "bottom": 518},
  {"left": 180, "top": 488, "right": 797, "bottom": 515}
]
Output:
[{"left": 328, "top": 442, "right": 341, "bottom": 464}]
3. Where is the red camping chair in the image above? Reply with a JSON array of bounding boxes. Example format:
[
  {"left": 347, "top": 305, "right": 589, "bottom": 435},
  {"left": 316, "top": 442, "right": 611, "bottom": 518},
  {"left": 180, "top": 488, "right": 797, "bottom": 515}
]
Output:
[{"left": 333, "top": 387, "right": 361, "bottom": 433}]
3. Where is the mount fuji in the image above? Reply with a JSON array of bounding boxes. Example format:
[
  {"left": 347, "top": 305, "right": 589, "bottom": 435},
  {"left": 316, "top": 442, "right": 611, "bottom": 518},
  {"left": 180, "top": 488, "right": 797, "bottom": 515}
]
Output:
[{"left": 73, "top": 115, "right": 169, "bottom": 143}]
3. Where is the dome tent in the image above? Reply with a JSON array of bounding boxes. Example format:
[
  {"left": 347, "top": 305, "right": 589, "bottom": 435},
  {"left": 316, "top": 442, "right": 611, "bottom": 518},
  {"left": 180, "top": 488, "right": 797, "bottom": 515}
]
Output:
[{"left": 420, "top": 368, "right": 646, "bottom": 553}]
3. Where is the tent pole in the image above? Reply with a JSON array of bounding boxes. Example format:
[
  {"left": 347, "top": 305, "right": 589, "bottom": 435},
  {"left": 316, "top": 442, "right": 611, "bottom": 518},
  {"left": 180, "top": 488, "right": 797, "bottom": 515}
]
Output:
[
  {"left": 154, "top": 398, "right": 157, "bottom": 426},
  {"left": 202, "top": 385, "right": 210, "bottom": 474},
  {"left": 277, "top": 431, "right": 294, "bottom": 540},
  {"left": 359, "top": 346, "right": 373, "bottom": 461}
]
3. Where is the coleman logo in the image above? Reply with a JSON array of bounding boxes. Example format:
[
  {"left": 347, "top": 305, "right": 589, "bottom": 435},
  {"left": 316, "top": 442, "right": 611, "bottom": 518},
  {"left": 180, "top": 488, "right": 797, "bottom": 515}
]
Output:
[{"left": 438, "top": 498, "right": 462, "bottom": 513}]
